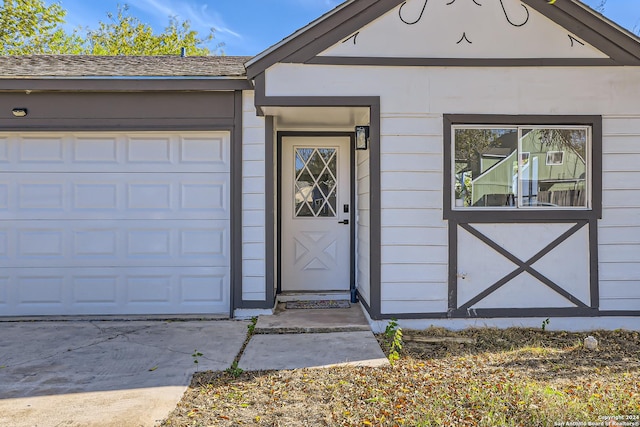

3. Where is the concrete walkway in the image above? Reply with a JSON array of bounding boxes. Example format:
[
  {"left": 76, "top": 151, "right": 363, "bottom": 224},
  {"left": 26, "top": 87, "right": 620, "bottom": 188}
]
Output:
[
  {"left": 238, "top": 303, "right": 389, "bottom": 370},
  {"left": 0, "top": 320, "right": 248, "bottom": 427},
  {"left": 0, "top": 304, "right": 388, "bottom": 426}
]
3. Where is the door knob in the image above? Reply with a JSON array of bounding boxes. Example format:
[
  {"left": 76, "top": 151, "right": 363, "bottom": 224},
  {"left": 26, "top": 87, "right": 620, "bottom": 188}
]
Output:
[{"left": 338, "top": 219, "right": 349, "bottom": 225}]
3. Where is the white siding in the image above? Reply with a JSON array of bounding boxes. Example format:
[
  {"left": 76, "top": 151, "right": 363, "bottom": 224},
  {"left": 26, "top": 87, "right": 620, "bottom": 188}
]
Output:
[
  {"left": 242, "top": 91, "right": 267, "bottom": 301},
  {"left": 356, "top": 149, "right": 371, "bottom": 306},
  {"left": 266, "top": 64, "right": 640, "bottom": 315},
  {"left": 265, "top": 65, "right": 640, "bottom": 116},
  {"left": 599, "top": 116, "right": 640, "bottom": 311},
  {"left": 379, "top": 115, "right": 448, "bottom": 314}
]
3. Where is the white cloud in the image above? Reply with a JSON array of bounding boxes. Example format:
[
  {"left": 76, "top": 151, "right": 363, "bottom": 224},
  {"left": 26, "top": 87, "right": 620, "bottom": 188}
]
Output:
[
  {"left": 284, "top": 0, "right": 342, "bottom": 10},
  {"left": 128, "top": 0, "right": 242, "bottom": 39},
  {"left": 132, "top": 0, "right": 175, "bottom": 18}
]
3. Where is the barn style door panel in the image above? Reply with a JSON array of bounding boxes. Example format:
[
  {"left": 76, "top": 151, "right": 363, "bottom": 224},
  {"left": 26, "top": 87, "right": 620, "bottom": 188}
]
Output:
[{"left": 449, "top": 220, "right": 598, "bottom": 317}]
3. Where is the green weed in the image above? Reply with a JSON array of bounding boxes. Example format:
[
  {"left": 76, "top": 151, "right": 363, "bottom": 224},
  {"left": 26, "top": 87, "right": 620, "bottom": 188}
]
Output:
[{"left": 384, "top": 318, "right": 403, "bottom": 365}]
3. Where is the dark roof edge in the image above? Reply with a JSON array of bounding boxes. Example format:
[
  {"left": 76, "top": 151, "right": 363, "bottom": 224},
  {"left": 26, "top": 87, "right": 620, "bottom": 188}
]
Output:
[
  {"left": 245, "top": 0, "right": 405, "bottom": 79},
  {"left": 0, "top": 78, "right": 253, "bottom": 92},
  {"left": 246, "top": 0, "right": 640, "bottom": 79},
  {"left": 522, "top": 0, "right": 640, "bottom": 65}
]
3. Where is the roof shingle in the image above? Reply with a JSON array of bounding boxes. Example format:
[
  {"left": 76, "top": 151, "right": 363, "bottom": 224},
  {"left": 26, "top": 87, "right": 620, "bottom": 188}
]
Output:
[{"left": 0, "top": 55, "right": 251, "bottom": 78}]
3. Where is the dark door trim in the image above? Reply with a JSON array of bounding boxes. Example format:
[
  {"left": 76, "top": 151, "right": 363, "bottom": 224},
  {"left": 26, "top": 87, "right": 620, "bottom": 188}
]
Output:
[{"left": 276, "top": 131, "right": 356, "bottom": 297}]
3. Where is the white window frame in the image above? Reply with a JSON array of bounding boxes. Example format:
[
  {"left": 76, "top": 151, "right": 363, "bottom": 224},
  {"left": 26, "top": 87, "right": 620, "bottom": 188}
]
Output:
[
  {"left": 546, "top": 151, "right": 565, "bottom": 166},
  {"left": 451, "top": 125, "right": 592, "bottom": 211}
]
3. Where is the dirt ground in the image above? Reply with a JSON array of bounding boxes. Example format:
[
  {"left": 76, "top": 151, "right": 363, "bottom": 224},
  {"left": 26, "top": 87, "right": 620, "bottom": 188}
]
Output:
[{"left": 162, "top": 328, "right": 640, "bottom": 427}]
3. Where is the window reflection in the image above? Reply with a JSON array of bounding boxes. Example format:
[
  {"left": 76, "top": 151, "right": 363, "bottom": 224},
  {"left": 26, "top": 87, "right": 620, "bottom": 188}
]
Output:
[
  {"left": 294, "top": 147, "right": 337, "bottom": 217},
  {"left": 454, "top": 127, "right": 589, "bottom": 209},
  {"left": 455, "top": 128, "right": 518, "bottom": 207}
]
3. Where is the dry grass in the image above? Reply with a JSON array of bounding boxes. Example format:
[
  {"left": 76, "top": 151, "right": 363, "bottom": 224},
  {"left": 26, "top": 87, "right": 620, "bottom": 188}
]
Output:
[{"left": 162, "top": 328, "right": 640, "bottom": 427}]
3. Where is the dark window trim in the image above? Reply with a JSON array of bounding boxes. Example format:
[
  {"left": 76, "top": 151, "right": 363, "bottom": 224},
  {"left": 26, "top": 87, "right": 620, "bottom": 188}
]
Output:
[{"left": 443, "top": 114, "right": 603, "bottom": 222}]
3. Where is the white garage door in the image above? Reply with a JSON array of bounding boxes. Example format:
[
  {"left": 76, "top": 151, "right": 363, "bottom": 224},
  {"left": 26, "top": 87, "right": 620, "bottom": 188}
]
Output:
[{"left": 0, "top": 132, "right": 230, "bottom": 316}]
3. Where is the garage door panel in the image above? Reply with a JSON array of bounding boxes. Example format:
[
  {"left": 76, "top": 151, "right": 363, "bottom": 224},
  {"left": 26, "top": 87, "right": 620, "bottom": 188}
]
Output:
[
  {"left": 0, "top": 173, "right": 229, "bottom": 220},
  {"left": 0, "top": 181, "right": 7, "bottom": 209},
  {"left": 1, "top": 131, "right": 231, "bottom": 316},
  {"left": 2, "top": 267, "right": 228, "bottom": 316},
  {"left": 0, "top": 137, "right": 8, "bottom": 162},
  {"left": 0, "top": 229, "right": 7, "bottom": 258},
  {"left": 1, "top": 133, "right": 230, "bottom": 173},
  {"left": 0, "top": 276, "right": 8, "bottom": 305},
  {"left": 4, "top": 220, "right": 228, "bottom": 268}
]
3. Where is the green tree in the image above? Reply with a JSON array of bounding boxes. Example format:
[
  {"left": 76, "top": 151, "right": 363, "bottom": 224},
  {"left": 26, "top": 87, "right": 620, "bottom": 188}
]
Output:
[
  {"left": 84, "top": 4, "right": 220, "bottom": 55},
  {"left": 0, "top": 1, "right": 221, "bottom": 55},
  {"left": 0, "top": 0, "right": 82, "bottom": 54}
]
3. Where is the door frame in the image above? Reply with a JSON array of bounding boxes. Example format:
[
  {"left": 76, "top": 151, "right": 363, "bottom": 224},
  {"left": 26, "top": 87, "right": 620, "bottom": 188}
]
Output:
[{"left": 276, "top": 131, "right": 356, "bottom": 299}]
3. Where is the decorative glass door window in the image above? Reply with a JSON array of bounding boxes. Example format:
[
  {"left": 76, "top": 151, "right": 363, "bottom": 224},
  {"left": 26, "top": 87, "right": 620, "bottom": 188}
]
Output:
[
  {"left": 452, "top": 126, "right": 590, "bottom": 209},
  {"left": 294, "top": 147, "right": 338, "bottom": 217}
]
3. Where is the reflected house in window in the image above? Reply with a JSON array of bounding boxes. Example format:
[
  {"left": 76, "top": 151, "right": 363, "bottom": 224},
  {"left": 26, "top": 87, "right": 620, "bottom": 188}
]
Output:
[
  {"left": 454, "top": 129, "right": 518, "bottom": 207},
  {"left": 455, "top": 128, "right": 588, "bottom": 208}
]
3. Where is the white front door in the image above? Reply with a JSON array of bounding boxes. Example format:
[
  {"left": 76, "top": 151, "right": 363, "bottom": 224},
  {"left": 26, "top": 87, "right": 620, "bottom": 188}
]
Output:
[{"left": 281, "top": 136, "right": 351, "bottom": 292}]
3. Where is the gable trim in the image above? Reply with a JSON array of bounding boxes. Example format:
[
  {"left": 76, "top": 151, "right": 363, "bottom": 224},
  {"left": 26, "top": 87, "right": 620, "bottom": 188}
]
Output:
[
  {"left": 307, "top": 57, "right": 617, "bottom": 67},
  {"left": 521, "top": 0, "right": 640, "bottom": 65},
  {"left": 246, "top": 0, "right": 405, "bottom": 79},
  {"left": 247, "top": 0, "right": 640, "bottom": 78}
]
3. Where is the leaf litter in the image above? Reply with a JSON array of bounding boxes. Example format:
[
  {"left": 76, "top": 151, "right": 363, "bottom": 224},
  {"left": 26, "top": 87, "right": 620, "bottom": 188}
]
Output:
[{"left": 162, "top": 328, "right": 640, "bottom": 426}]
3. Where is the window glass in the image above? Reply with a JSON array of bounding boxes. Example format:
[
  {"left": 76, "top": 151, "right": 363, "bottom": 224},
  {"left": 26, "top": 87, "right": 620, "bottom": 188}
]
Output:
[
  {"left": 453, "top": 126, "right": 589, "bottom": 209},
  {"left": 521, "top": 128, "right": 587, "bottom": 208},
  {"left": 294, "top": 147, "right": 337, "bottom": 217},
  {"left": 454, "top": 128, "right": 518, "bottom": 207}
]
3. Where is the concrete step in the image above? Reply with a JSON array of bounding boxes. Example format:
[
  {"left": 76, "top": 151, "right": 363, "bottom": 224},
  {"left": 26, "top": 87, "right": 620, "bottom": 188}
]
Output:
[
  {"left": 238, "top": 331, "right": 389, "bottom": 370},
  {"left": 276, "top": 291, "right": 351, "bottom": 302},
  {"left": 241, "top": 303, "right": 389, "bottom": 371},
  {"left": 254, "top": 302, "right": 371, "bottom": 334}
]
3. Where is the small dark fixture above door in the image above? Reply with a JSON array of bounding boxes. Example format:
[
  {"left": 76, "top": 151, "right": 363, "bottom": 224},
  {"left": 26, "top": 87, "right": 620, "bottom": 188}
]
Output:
[{"left": 355, "top": 126, "right": 369, "bottom": 150}]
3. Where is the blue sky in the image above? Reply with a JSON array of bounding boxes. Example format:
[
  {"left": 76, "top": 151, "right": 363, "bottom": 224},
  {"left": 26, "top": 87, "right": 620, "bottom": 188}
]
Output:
[{"left": 57, "top": 0, "right": 639, "bottom": 56}]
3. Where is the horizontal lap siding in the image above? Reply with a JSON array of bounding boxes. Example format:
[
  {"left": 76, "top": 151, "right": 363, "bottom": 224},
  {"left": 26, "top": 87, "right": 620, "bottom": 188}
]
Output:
[
  {"left": 242, "top": 92, "right": 267, "bottom": 301},
  {"left": 266, "top": 64, "right": 640, "bottom": 316},
  {"left": 356, "top": 150, "right": 371, "bottom": 306},
  {"left": 599, "top": 117, "right": 640, "bottom": 311},
  {"left": 380, "top": 115, "right": 448, "bottom": 314}
]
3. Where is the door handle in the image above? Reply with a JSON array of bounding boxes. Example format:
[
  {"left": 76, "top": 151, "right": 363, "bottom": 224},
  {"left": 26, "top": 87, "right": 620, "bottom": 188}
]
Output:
[{"left": 338, "top": 219, "right": 349, "bottom": 225}]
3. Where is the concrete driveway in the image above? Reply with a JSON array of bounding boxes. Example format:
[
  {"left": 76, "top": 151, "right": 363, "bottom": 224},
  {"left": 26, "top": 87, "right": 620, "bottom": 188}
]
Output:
[{"left": 0, "top": 320, "right": 248, "bottom": 427}]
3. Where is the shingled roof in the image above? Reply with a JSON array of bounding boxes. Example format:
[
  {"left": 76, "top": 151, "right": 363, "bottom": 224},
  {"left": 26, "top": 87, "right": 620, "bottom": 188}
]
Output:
[{"left": 0, "top": 55, "right": 251, "bottom": 78}]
